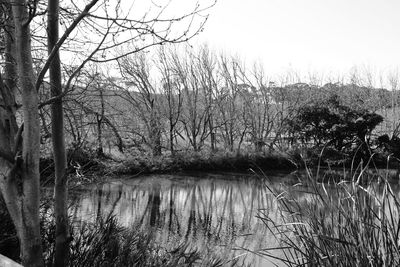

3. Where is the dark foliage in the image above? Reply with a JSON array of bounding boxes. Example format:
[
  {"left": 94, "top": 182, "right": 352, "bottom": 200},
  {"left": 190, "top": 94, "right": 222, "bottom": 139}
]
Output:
[
  {"left": 0, "top": 195, "right": 19, "bottom": 261},
  {"left": 377, "top": 134, "right": 400, "bottom": 157},
  {"left": 288, "top": 95, "right": 383, "bottom": 153},
  {"left": 116, "top": 152, "right": 298, "bottom": 175}
]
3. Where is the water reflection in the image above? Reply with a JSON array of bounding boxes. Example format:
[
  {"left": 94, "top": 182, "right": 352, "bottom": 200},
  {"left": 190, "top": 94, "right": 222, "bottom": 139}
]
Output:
[{"left": 70, "top": 174, "right": 289, "bottom": 266}]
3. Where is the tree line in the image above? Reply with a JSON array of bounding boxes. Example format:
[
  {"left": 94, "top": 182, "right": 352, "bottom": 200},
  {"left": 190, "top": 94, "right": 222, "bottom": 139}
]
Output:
[{"left": 44, "top": 46, "right": 398, "bottom": 159}]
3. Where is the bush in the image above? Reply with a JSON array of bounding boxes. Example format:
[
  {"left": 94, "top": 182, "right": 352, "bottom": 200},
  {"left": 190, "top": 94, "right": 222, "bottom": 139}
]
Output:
[{"left": 287, "top": 94, "right": 383, "bottom": 155}]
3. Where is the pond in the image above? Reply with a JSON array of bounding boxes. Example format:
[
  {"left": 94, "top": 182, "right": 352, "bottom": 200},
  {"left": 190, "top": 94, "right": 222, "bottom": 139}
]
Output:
[{"left": 68, "top": 172, "right": 310, "bottom": 266}]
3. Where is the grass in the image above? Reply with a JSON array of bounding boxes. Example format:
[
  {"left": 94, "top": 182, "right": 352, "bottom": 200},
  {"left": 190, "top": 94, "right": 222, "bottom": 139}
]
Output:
[{"left": 259, "top": 161, "right": 400, "bottom": 266}]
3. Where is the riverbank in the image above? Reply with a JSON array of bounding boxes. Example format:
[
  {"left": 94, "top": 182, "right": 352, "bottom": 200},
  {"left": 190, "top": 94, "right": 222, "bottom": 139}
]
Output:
[
  {"left": 39, "top": 149, "right": 299, "bottom": 184},
  {"left": 114, "top": 151, "right": 298, "bottom": 175},
  {"left": 39, "top": 146, "right": 400, "bottom": 186}
]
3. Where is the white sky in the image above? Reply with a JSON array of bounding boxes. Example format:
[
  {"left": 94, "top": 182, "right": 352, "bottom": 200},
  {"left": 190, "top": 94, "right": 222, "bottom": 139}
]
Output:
[{"left": 191, "top": 0, "right": 400, "bottom": 82}]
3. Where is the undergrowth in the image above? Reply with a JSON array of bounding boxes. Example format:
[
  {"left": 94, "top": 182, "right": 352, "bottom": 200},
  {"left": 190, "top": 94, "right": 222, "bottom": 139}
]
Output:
[{"left": 115, "top": 151, "right": 297, "bottom": 175}]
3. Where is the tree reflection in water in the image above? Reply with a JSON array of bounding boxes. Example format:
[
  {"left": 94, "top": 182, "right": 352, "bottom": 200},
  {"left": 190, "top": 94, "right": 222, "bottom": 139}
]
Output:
[{"left": 71, "top": 174, "right": 286, "bottom": 266}]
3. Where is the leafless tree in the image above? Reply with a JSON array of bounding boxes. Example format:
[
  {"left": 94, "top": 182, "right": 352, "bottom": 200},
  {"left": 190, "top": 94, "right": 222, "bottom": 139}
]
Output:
[
  {"left": 196, "top": 45, "right": 220, "bottom": 151},
  {"left": 217, "top": 55, "right": 247, "bottom": 152},
  {"left": 171, "top": 48, "right": 212, "bottom": 151},
  {"left": 157, "top": 46, "right": 183, "bottom": 155},
  {"left": 117, "top": 53, "right": 163, "bottom": 156}
]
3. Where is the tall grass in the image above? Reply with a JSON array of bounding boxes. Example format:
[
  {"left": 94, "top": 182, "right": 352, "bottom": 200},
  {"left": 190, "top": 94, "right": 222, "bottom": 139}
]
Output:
[
  {"left": 260, "top": 164, "right": 400, "bottom": 266},
  {"left": 1, "top": 197, "right": 227, "bottom": 267},
  {"left": 67, "top": 216, "right": 205, "bottom": 267}
]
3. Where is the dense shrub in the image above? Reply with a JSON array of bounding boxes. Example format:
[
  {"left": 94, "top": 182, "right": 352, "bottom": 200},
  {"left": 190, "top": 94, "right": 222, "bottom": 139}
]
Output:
[{"left": 288, "top": 94, "right": 383, "bottom": 153}]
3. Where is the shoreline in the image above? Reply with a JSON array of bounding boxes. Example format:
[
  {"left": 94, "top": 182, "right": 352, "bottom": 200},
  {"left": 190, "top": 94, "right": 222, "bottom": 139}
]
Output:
[{"left": 39, "top": 148, "right": 400, "bottom": 185}]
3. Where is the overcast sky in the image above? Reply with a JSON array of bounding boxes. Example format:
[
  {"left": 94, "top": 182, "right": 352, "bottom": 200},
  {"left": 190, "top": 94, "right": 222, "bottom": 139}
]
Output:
[{"left": 192, "top": 0, "right": 400, "bottom": 82}]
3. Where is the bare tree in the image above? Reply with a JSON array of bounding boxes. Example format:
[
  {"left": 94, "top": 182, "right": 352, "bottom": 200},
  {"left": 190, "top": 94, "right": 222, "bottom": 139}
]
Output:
[
  {"left": 217, "top": 55, "right": 246, "bottom": 152},
  {"left": 157, "top": 47, "right": 183, "bottom": 155},
  {"left": 172, "top": 49, "right": 211, "bottom": 151},
  {"left": 244, "top": 65, "right": 276, "bottom": 152},
  {"left": 68, "top": 69, "right": 125, "bottom": 156},
  {"left": 196, "top": 46, "right": 219, "bottom": 151},
  {"left": 117, "top": 53, "right": 163, "bottom": 156}
]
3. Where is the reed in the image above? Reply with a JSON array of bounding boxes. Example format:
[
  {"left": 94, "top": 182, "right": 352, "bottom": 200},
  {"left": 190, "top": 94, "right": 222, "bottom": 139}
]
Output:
[{"left": 260, "top": 162, "right": 400, "bottom": 266}]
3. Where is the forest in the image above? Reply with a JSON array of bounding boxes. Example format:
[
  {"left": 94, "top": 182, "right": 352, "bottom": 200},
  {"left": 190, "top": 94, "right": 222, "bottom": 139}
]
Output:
[{"left": 1, "top": 0, "right": 400, "bottom": 266}]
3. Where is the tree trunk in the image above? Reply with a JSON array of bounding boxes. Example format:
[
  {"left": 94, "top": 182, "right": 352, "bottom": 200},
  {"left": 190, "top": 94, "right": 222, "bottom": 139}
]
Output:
[
  {"left": 150, "top": 114, "right": 161, "bottom": 157},
  {"left": 169, "top": 125, "right": 175, "bottom": 156},
  {"left": 72, "top": 99, "right": 123, "bottom": 152},
  {"left": 209, "top": 119, "right": 216, "bottom": 151},
  {"left": 3, "top": 9, "right": 18, "bottom": 134},
  {"left": 96, "top": 116, "right": 104, "bottom": 157},
  {"left": 1, "top": 2, "right": 45, "bottom": 266},
  {"left": 48, "top": 1, "right": 69, "bottom": 266}
]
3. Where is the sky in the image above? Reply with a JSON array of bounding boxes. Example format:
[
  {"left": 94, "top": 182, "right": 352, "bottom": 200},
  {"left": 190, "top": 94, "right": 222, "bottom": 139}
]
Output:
[{"left": 191, "top": 0, "right": 400, "bottom": 83}]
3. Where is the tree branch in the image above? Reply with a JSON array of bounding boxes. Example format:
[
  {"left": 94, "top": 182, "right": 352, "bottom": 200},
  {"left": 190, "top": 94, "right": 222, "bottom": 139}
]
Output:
[{"left": 35, "top": 0, "right": 100, "bottom": 92}]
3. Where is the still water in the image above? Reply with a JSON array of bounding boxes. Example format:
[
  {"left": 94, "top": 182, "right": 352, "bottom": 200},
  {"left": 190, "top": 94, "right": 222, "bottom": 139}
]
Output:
[{"left": 69, "top": 172, "right": 300, "bottom": 266}]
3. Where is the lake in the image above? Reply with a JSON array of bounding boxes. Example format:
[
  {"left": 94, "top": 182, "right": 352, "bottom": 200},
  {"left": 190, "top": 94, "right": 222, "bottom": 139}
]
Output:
[{"left": 67, "top": 172, "right": 318, "bottom": 266}]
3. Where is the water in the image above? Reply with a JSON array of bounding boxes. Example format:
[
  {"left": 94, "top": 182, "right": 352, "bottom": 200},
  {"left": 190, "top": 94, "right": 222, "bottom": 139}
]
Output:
[{"left": 69, "top": 172, "right": 299, "bottom": 266}]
